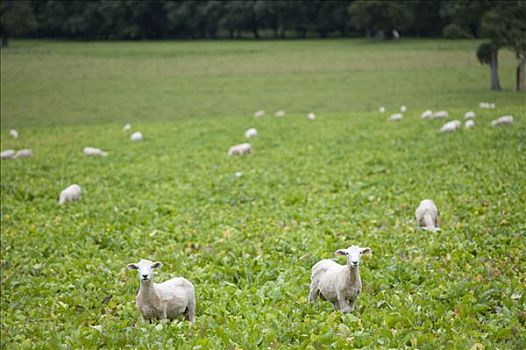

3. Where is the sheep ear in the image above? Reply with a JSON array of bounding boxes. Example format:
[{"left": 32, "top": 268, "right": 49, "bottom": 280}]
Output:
[
  {"left": 127, "top": 264, "right": 138, "bottom": 270},
  {"left": 361, "top": 247, "right": 372, "bottom": 255},
  {"left": 152, "top": 261, "right": 163, "bottom": 269},
  {"left": 335, "top": 249, "right": 348, "bottom": 256}
]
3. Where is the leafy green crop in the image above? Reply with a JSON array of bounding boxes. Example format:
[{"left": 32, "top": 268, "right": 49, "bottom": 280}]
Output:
[{"left": 1, "top": 39, "right": 525, "bottom": 349}]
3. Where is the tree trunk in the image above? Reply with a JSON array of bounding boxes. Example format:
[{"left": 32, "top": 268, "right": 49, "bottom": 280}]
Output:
[
  {"left": 490, "top": 49, "right": 501, "bottom": 91},
  {"left": 1, "top": 36, "right": 8, "bottom": 48},
  {"left": 516, "top": 59, "right": 525, "bottom": 92},
  {"left": 252, "top": 26, "right": 259, "bottom": 39}
]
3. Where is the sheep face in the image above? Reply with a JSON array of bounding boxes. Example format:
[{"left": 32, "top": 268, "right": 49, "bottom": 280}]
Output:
[
  {"left": 127, "top": 259, "right": 163, "bottom": 282},
  {"left": 335, "top": 245, "right": 372, "bottom": 268}
]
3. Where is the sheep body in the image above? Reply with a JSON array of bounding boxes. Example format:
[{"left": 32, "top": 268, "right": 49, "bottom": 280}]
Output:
[
  {"left": 275, "top": 110, "right": 285, "bottom": 117},
  {"left": 389, "top": 113, "right": 403, "bottom": 121},
  {"left": 309, "top": 245, "right": 372, "bottom": 313},
  {"left": 1, "top": 150, "right": 15, "bottom": 159},
  {"left": 307, "top": 112, "right": 316, "bottom": 120},
  {"left": 421, "top": 110, "right": 433, "bottom": 119},
  {"left": 244, "top": 128, "right": 257, "bottom": 139},
  {"left": 228, "top": 143, "right": 251, "bottom": 156},
  {"left": 130, "top": 132, "right": 143, "bottom": 141},
  {"left": 465, "top": 120, "right": 475, "bottom": 129},
  {"left": 128, "top": 259, "right": 195, "bottom": 322},
  {"left": 123, "top": 124, "right": 131, "bottom": 131},
  {"left": 415, "top": 199, "right": 440, "bottom": 232},
  {"left": 83, "top": 147, "right": 108, "bottom": 157},
  {"left": 439, "top": 120, "right": 461, "bottom": 133},
  {"left": 464, "top": 111, "right": 476, "bottom": 119},
  {"left": 400, "top": 105, "right": 407, "bottom": 113},
  {"left": 433, "top": 110, "right": 448, "bottom": 119},
  {"left": 9, "top": 130, "right": 18, "bottom": 139},
  {"left": 14, "top": 149, "right": 33, "bottom": 158},
  {"left": 479, "top": 102, "right": 495, "bottom": 109},
  {"left": 254, "top": 110, "right": 265, "bottom": 118},
  {"left": 491, "top": 116, "right": 513, "bottom": 127},
  {"left": 379, "top": 106, "right": 385, "bottom": 113},
  {"left": 58, "top": 184, "right": 81, "bottom": 205}
]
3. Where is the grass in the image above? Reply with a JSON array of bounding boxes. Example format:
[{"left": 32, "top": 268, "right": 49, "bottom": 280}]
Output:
[{"left": 1, "top": 39, "right": 525, "bottom": 349}]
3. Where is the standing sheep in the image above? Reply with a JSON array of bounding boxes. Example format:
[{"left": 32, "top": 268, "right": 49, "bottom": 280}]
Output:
[
  {"left": 127, "top": 259, "right": 195, "bottom": 323},
  {"left": 307, "top": 112, "right": 316, "bottom": 120},
  {"left": 9, "top": 130, "right": 18, "bottom": 139},
  {"left": 1, "top": 150, "right": 15, "bottom": 159},
  {"left": 254, "top": 110, "right": 265, "bottom": 118},
  {"left": 421, "top": 110, "right": 433, "bottom": 119},
  {"left": 400, "top": 105, "right": 407, "bottom": 113},
  {"left": 309, "top": 245, "right": 372, "bottom": 313},
  {"left": 389, "top": 113, "right": 403, "bottom": 122},
  {"left": 433, "top": 111, "right": 449, "bottom": 119},
  {"left": 275, "top": 110, "right": 285, "bottom": 117},
  {"left": 464, "top": 111, "right": 476, "bottom": 119},
  {"left": 415, "top": 199, "right": 440, "bottom": 232},
  {"left": 58, "top": 184, "right": 81, "bottom": 205},
  {"left": 465, "top": 120, "right": 475, "bottom": 129},
  {"left": 244, "top": 128, "right": 257, "bottom": 139},
  {"left": 379, "top": 106, "right": 385, "bottom": 113},
  {"left": 123, "top": 124, "right": 132, "bottom": 132},
  {"left": 491, "top": 116, "right": 513, "bottom": 127},
  {"left": 130, "top": 132, "right": 143, "bottom": 141}
]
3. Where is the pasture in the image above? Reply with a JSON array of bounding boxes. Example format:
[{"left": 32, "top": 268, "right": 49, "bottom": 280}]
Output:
[{"left": 1, "top": 39, "right": 525, "bottom": 349}]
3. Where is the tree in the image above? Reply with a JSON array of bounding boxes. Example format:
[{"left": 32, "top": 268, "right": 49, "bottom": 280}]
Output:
[
  {"left": 480, "top": 1, "right": 526, "bottom": 92},
  {"left": 0, "top": 0, "right": 37, "bottom": 47},
  {"left": 477, "top": 42, "right": 501, "bottom": 91},
  {"left": 348, "top": 0, "right": 414, "bottom": 39}
]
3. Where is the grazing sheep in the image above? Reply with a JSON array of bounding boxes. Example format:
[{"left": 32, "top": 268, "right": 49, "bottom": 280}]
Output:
[
  {"left": 479, "top": 102, "right": 496, "bottom": 109},
  {"left": 465, "top": 120, "right": 475, "bottom": 129},
  {"left": 1, "top": 150, "right": 15, "bottom": 159},
  {"left": 439, "top": 120, "right": 461, "bottom": 133},
  {"left": 415, "top": 199, "right": 440, "bottom": 232},
  {"left": 58, "top": 184, "right": 81, "bottom": 205},
  {"left": 307, "top": 112, "right": 316, "bottom": 120},
  {"left": 421, "top": 110, "right": 433, "bottom": 119},
  {"left": 464, "top": 111, "right": 476, "bottom": 119},
  {"left": 123, "top": 124, "right": 131, "bottom": 132},
  {"left": 379, "top": 106, "right": 385, "bottom": 113},
  {"left": 433, "top": 110, "right": 448, "bottom": 119},
  {"left": 83, "top": 147, "right": 108, "bottom": 157},
  {"left": 127, "top": 259, "right": 195, "bottom": 323},
  {"left": 244, "top": 128, "right": 257, "bottom": 139},
  {"left": 400, "top": 105, "right": 407, "bottom": 113},
  {"left": 9, "top": 129, "right": 18, "bottom": 139},
  {"left": 309, "top": 245, "right": 372, "bottom": 313},
  {"left": 389, "top": 113, "right": 403, "bottom": 121},
  {"left": 491, "top": 116, "right": 513, "bottom": 127},
  {"left": 228, "top": 143, "right": 251, "bottom": 156},
  {"left": 130, "top": 132, "right": 143, "bottom": 141},
  {"left": 254, "top": 110, "right": 265, "bottom": 118},
  {"left": 275, "top": 110, "right": 285, "bottom": 117},
  {"left": 14, "top": 149, "right": 33, "bottom": 158}
]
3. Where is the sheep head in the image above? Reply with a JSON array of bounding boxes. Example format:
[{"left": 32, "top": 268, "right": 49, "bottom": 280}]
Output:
[
  {"left": 335, "top": 245, "right": 372, "bottom": 268},
  {"left": 127, "top": 259, "right": 163, "bottom": 282}
]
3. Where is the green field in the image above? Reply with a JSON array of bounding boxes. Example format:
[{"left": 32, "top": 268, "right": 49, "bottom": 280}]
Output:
[{"left": 1, "top": 39, "right": 525, "bottom": 349}]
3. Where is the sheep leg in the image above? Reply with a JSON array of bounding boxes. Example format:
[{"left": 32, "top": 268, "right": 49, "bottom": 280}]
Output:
[
  {"left": 308, "top": 281, "right": 319, "bottom": 304},
  {"left": 337, "top": 294, "right": 353, "bottom": 313},
  {"left": 186, "top": 296, "right": 196, "bottom": 323}
]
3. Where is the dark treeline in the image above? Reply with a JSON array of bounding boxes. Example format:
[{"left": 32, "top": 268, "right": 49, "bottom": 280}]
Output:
[{"left": 2, "top": 0, "right": 496, "bottom": 42}]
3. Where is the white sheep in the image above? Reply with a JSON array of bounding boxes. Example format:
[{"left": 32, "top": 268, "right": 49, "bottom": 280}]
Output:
[
  {"left": 1, "top": 150, "right": 15, "bottom": 159},
  {"left": 123, "top": 124, "right": 132, "bottom": 132},
  {"left": 127, "top": 259, "right": 195, "bottom": 323},
  {"left": 9, "top": 129, "right": 18, "bottom": 139},
  {"left": 433, "top": 110, "right": 448, "bottom": 119},
  {"left": 309, "top": 245, "right": 372, "bottom": 313},
  {"left": 275, "top": 110, "right": 285, "bottom": 117},
  {"left": 83, "top": 147, "right": 108, "bottom": 157},
  {"left": 400, "top": 105, "right": 407, "bottom": 113},
  {"left": 465, "top": 120, "right": 475, "bottom": 129},
  {"left": 379, "top": 106, "right": 385, "bottom": 113},
  {"left": 464, "top": 111, "right": 476, "bottom": 119},
  {"left": 491, "top": 116, "right": 513, "bottom": 127},
  {"left": 228, "top": 143, "right": 251, "bottom": 156},
  {"left": 420, "top": 110, "right": 433, "bottom": 119},
  {"left": 130, "top": 131, "right": 143, "bottom": 141},
  {"left": 244, "top": 128, "right": 257, "bottom": 139},
  {"left": 14, "top": 149, "right": 33, "bottom": 158},
  {"left": 415, "top": 199, "right": 440, "bottom": 232},
  {"left": 439, "top": 120, "right": 461, "bottom": 133},
  {"left": 389, "top": 113, "right": 403, "bottom": 121},
  {"left": 307, "top": 112, "right": 316, "bottom": 120},
  {"left": 58, "top": 184, "right": 81, "bottom": 205},
  {"left": 479, "top": 102, "right": 495, "bottom": 109},
  {"left": 254, "top": 110, "right": 265, "bottom": 118}
]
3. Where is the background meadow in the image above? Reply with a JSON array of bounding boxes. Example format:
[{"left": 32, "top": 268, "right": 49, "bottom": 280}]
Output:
[{"left": 1, "top": 39, "right": 525, "bottom": 349}]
